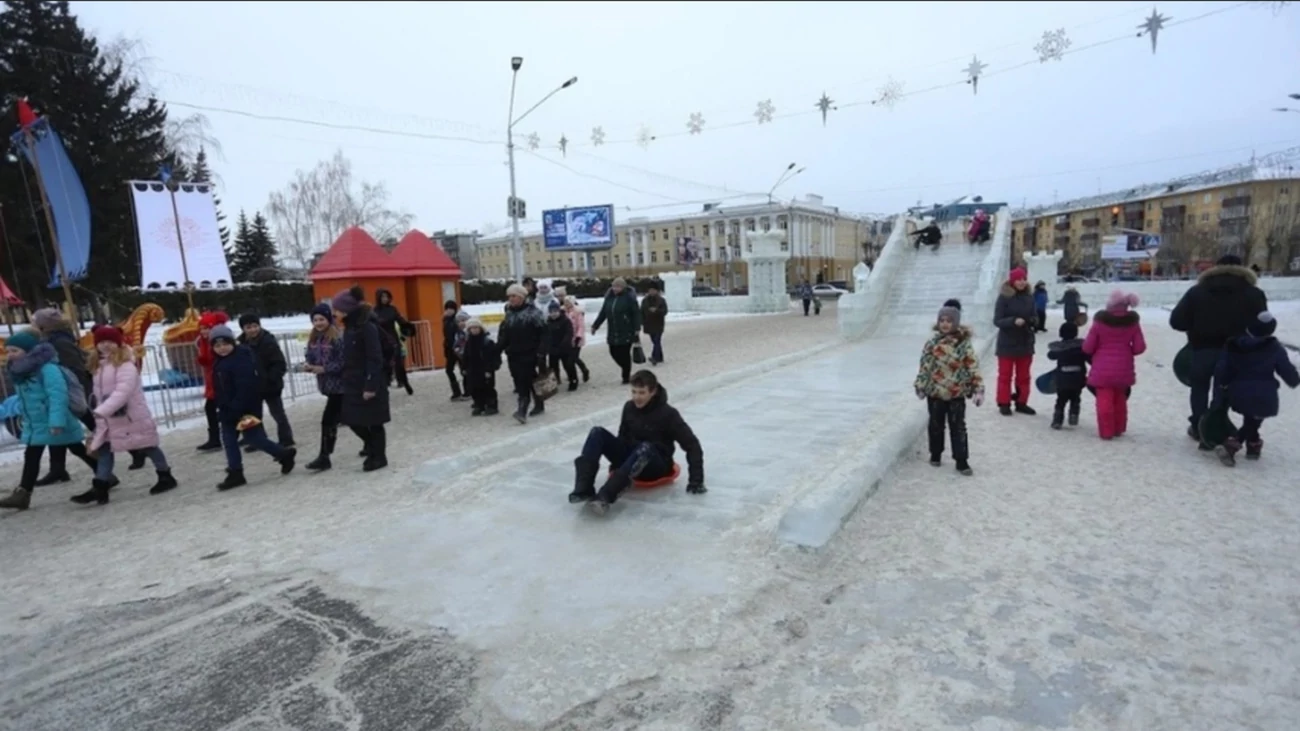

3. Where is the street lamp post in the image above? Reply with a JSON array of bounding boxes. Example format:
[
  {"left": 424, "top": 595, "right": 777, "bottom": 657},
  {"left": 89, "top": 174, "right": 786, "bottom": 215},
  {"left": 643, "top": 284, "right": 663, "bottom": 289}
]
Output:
[{"left": 505, "top": 56, "right": 577, "bottom": 282}]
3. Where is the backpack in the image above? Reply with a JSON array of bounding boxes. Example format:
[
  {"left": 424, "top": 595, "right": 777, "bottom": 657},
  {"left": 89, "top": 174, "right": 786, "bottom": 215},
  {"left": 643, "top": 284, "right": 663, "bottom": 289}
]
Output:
[{"left": 58, "top": 365, "right": 89, "bottom": 416}]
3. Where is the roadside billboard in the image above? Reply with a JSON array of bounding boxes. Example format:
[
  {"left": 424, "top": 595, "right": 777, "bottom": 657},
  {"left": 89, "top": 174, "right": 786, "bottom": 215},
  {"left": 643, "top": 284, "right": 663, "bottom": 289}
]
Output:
[
  {"left": 542, "top": 204, "right": 616, "bottom": 250},
  {"left": 1101, "top": 233, "right": 1160, "bottom": 260}
]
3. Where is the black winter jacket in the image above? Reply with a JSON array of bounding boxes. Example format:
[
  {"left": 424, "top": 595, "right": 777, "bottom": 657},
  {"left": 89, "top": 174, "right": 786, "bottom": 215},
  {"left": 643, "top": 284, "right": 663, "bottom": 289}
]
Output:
[
  {"left": 1213, "top": 334, "right": 1300, "bottom": 419},
  {"left": 212, "top": 345, "right": 263, "bottom": 424},
  {"left": 237, "top": 331, "right": 288, "bottom": 396},
  {"left": 992, "top": 284, "right": 1038, "bottom": 358},
  {"left": 442, "top": 312, "right": 460, "bottom": 357},
  {"left": 498, "top": 302, "right": 547, "bottom": 361},
  {"left": 461, "top": 332, "right": 501, "bottom": 385},
  {"left": 547, "top": 314, "right": 575, "bottom": 357},
  {"left": 1046, "top": 338, "right": 1088, "bottom": 392},
  {"left": 339, "top": 304, "right": 390, "bottom": 427},
  {"left": 1170, "top": 264, "right": 1268, "bottom": 350},
  {"left": 45, "top": 329, "right": 91, "bottom": 394},
  {"left": 1056, "top": 289, "right": 1086, "bottom": 323},
  {"left": 617, "top": 386, "right": 704, "bottom": 487}
]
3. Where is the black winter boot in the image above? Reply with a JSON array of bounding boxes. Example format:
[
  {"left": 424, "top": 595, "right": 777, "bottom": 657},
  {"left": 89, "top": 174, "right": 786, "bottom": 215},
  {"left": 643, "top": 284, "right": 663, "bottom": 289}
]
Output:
[
  {"left": 33, "top": 470, "right": 71, "bottom": 487},
  {"left": 998, "top": 405, "right": 1013, "bottom": 416},
  {"left": 73, "top": 479, "right": 112, "bottom": 506},
  {"left": 569, "top": 457, "right": 600, "bottom": 503},
  {"left": 128, "top": 450, "right": 147, "bottom": 470},
  {"left": 590, "top": 471, "right": 633, "bottom": 515},
  {"left": 1014, "top": 403, "right": 1036, "bottom": 416},
  {"left": 1246, "top": 439, "right": 1263, "bottom": 460},
  {"left": 1068, "top": 407, "right": 1080, "bottom": 427},
  {"left": 955, "top": 460, "right": 973, "bottom": 476},
  {"left": 217, "top": 469, "right": 247, "bottom": 491},
  {"left": 362, "top": 428, "right": 388, "bottom": 472},
  {"left": 1051, "top": 406, "right": 1064, "bottom": 430},
  {"left": 69, "top": 475, "right": 119, "bottom": 505},
  {"left": 149, "top": 470, "right": 179, "bottom": 495},
  {"left": 277, "top": 447, "right": 298, "bottom": 475},
  {"left": 306, "top": 427, "right": 336, "bottom": 472},
  {"left": 567, "top": 381, "right": 579, "bottom": 392},
  {"left": 0, "top": 487, "right": 31, "bottom": 510},
  {"left": 1215, "top": 437, "right": 1241, "bottom": 467},
  {"left": 513, "top": 396, "right": 528, "bottom": 425},
  {"left": 529, "top": 400, "right": 545, "bottom": 417},
  {"left": 196, "top": 433, "right": 222, "bottom": 452},
  {"left": 578, "top": 361, "right": 590, "bottom": 383}
]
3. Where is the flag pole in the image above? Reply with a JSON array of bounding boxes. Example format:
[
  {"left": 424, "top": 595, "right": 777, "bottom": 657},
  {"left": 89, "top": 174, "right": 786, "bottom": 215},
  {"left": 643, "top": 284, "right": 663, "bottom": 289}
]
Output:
[
  {"left": 21, "top": 127, "right": 79, "bottom": 333},
  {"left": 164, "top": 178, "right": 196, "bottom": 313}
]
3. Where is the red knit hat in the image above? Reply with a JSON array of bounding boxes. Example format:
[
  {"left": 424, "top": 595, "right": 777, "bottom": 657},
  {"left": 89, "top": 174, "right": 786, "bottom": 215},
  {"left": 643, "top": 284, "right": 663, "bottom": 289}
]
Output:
[
  {"left": 92, "top": 325, "right": 125, "bottom": 347},
  {"left": 1009, "top": 267, "right": 1028, "bottom": 283},
  {"left": 199, "top": 311, "right": 230, "bottom": 329}
]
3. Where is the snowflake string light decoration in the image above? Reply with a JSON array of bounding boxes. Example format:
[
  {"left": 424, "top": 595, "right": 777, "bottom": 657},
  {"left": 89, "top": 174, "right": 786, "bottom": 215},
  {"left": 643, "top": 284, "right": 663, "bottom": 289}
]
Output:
[
  {"left": 558, "top": 134, "right": 569, "bottom": 156},
  {"left": 964, "top": 56, "right": 988, "bottom": 95},
  {"left": 636, "top": 126, "right": 654, "bottom": 150},
  {"left": 687, "top": 112, "right": 705, "bottom": 135},
  {"left": 754, "top": 99, "right": 775, "bottom": 124},
  {"left": 872, "top": 78, "right": 905, "bottom": 109},
  {"left": 1137, "top": 7, "right": 1170, "bottom": 54},
  {"left": 590, "top": 126, "right": 605, "bottom": 147},
  {"left": 815, "top": 93, "right": 835, "bottom": 126},
  {"left": 1034, "top": 28, "right": 1071, "bottom": 63},
  {"left": 525, "top": 132, "right": 540, "bottom": 151}
]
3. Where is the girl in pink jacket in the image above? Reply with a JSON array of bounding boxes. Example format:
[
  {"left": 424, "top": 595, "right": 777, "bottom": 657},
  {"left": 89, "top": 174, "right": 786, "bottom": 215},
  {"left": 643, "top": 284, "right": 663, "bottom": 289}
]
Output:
[
  {"left": 88, "top": 326, "right": 177, "bottom": 496},
  {"left": 1082, "top": 291, "right": 1147, "bottom": 439},
  {"left": 564, "top": 297, "right": 591, "bottom": 383}
]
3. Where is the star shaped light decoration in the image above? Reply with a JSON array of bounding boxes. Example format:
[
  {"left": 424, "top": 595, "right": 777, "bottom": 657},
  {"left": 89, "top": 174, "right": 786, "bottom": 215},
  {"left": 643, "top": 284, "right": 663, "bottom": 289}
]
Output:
[
  {"left": 754, "top": 99, "right": 775, "bottom": 124},
  {"left": 558, "top": 134, "right": 569, "bottom": 156},
  {"left": 815, "top": 93, "right": 835, "bottom": 126},
  {"left": 525, "top": 132, "right": 541, "bottom": 151},
  {"left": 1137, "top": 7, "right": 1170, "bottom": 54},
  {"left": 687, "top": 112, "right": 705, "bottom": 135},
  {"left": 964, "top": 56, "right": 988, "bottom": 95},
  {"left": 872, "top": 78, "right": 905, "bottom": 110},
  {"left": 1034, "top": 28, "right": 1071, "bottom": 63},
  {"left": 590, "top": 126, "right": 606, "bottom": 147},
  {"left": 636, "top": 126, "right": 654, "bottom": 150}
]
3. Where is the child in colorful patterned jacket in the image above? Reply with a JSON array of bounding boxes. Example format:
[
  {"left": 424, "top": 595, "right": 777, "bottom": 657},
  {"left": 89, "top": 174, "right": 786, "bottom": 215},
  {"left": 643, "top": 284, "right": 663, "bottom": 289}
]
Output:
[{"left": 913, "top": 299, "right": 985, "bottom": 476}]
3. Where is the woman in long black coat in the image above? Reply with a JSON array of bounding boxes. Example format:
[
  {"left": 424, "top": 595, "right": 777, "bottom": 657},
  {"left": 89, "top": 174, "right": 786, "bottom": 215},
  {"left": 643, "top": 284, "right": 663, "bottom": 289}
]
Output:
[{"left": 331, "top": 287, "right": 391, "bottom": 472}]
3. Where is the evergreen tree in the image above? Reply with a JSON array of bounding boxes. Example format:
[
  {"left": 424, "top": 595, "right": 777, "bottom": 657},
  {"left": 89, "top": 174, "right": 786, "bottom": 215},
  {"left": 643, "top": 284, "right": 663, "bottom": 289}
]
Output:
[
  {"left": 228, "top": 210, "right": 252, "bottom": 282},
  {"left": 189, "top": 146, "right": 229, "bottom": 252},
  {"left": 228, "top": 209, "right": 277, "bottom": 282},
  {"left": 1, "top": 0, "right": 177, "bottom": 297}
]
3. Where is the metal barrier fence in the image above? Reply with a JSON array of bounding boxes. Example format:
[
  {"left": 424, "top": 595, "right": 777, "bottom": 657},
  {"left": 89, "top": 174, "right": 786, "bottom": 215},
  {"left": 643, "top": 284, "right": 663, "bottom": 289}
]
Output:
[{"left": 0, "top": 321, "right": 437, "bottom": 453}]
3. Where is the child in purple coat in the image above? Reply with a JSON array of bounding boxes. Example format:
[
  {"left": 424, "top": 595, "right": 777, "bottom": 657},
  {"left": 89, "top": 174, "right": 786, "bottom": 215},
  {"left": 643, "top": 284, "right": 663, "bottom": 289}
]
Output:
[
  {"left": 1211, "top": 311, "right": 1300, "bottom": 464},
  {"left": 1082, "top": 291, "right": 1147, "bottom": 440}
]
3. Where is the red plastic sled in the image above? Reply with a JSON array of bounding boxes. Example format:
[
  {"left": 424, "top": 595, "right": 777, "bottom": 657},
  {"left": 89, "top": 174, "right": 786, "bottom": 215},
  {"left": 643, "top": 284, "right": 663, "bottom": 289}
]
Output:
[{"left": 609, "top": 462, "right": 681, "bottom": 489}]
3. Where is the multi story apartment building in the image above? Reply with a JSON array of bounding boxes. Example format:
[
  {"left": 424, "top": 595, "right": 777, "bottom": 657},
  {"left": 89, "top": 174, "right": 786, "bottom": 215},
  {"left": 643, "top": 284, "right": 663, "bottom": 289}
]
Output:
[
  {"left": 430, "top": 230, "right": 479, "bottom": 279},
  {"left": 472, "top": 195, "right": 887, "bottom": 288},
  {"left": 1011, "top": 160, "right": 1300, "bottom": 274}
]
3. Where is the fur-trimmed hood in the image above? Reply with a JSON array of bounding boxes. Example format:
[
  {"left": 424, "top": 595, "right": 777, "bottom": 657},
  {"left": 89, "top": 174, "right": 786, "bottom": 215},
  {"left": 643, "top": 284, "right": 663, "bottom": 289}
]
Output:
[
  {"left": 344, "top": 302, "right": 375, "bottom": 328},
  {"left": 930, "top": 324, "right": 973, "bottom": 341},
  {"left": 998, "top": 282, "right": 1034, "bottom": 298},
  {"left": 1198, "top": 263, "right": 1257, "bottom": 287},
  {"left": 1093, "top": 309, "right": 1140, "bottom": 327}
]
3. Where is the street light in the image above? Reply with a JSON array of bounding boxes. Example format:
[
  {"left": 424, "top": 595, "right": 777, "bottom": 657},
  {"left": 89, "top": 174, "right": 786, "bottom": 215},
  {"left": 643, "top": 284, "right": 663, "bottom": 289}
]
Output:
[
  {"left": 506, "top": 56, "right": 578, "bottom": 282},
  {"left": 767, "top": 162, "right": 806, "bottom": 203}
]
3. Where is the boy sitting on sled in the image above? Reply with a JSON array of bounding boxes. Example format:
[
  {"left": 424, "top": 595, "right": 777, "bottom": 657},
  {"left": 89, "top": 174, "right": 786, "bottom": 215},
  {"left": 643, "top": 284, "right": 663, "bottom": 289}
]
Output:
[{"left": 568, "top": 369, "right": 706, "bottom": 515}]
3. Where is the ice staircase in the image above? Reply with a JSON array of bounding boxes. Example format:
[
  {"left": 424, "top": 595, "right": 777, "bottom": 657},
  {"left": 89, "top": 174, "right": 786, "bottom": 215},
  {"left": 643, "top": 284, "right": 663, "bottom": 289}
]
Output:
[{"left": 874, "top": 223, "right": 990, "bottom": 337}]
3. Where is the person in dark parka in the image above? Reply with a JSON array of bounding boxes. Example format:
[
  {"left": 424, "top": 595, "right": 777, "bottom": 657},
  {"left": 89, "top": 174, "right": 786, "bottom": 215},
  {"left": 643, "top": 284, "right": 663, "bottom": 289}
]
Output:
[
  {"left": 441, "top": 300, "right": 466, "bottom": 401},
  {"left": 992, "top": 267, "right": 1039, "bottom": 415},
  {"left": 591, "top": 277, "right": 643, "bottom": 384},
  {"left": 331, "top": 287, "right": 391, "bottom": 472},
  {"left": 373, "top": 288, "right": 414, "bottom": 395},
  {"left": 1170, "top": 254, "right": 1269, "bottom": 442},
  {"left": 545, "top": 300, "right": 579, "bottom": 391},
  {"left": 210, "top": 325, "right": 296, "bottom": 491},
  {"left": 460, "top": 318, "right": 501, "bottom": 416},
  {"left": 1056, "top": 287, "right": 1087, "bottom": 326},
  {"left": 1210, "top": 311, "right": 1299, "bottom": 463},
  {"left": 237, "top": 313, "right": 294, "bottom": 448},
  {"left": 497, "top": 283, "right": 549, "bottom": 424},
  {"left": 1046, "top": 321, "right": 1088, "bottom": 429},
  {"left": 640, "top": 283, "right": 669, "bottom": 364},
  {"left": 28, "top": 308, "right": 103, "bottom": 484}
]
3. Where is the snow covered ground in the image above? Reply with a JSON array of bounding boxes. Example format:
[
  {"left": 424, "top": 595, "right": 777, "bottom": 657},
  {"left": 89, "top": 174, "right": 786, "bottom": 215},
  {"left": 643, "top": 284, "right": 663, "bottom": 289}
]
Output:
[{"left": 3, "top": 303, "right": 1299, "bottom": 729}]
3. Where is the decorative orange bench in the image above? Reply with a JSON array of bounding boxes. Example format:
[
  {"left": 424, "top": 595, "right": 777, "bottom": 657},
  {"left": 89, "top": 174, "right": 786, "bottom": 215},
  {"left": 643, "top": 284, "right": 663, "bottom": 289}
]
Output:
[{"left": 609, "top": 462, "right": 681, "bottom": 489}]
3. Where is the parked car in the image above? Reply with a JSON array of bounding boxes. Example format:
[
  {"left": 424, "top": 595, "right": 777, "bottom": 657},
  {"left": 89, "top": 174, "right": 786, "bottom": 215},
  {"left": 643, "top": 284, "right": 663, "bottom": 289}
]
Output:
[
  {"left": 692, "top": 285, "right": 726, "bottom": 297},
  {"left": 811, "top": 283, "right": 848, "bottom": 298}
]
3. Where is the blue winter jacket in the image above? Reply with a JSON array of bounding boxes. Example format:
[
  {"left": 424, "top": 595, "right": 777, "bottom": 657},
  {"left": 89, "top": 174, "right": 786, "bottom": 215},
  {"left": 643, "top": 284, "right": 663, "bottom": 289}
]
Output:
[
  {"left": 213, "top": 344, "right": 264, "bottom": 425},
  {"left": 1213, "top": 334, "right": 1300, "bottom": 419},
  {"left": 6, "top": 343, "right": 84, "bottom": 446},
  {"left": 1034, "top": 289, "right": 1049, "bottom": 310}
]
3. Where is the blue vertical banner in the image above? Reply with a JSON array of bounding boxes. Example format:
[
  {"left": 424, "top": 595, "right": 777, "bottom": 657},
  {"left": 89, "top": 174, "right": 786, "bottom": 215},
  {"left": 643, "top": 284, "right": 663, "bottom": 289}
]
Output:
[{"left": 9, "top": 118, "right": 93, "bottom": 287}]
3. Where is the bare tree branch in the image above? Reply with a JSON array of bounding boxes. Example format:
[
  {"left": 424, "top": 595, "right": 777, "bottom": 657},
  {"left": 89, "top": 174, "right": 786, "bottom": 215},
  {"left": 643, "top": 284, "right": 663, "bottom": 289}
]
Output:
[{"left": 264, "top": 150, "right": 415, "bottom": 269}]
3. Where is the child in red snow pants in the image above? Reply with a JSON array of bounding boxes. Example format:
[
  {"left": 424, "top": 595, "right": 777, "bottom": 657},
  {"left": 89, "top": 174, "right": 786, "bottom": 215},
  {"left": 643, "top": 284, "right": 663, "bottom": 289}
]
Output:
[
  {"left": 1094, "top": 387, "right": 1129, "bottom": 439},
  {"left": 996, "top": 355, "right": 1033, "bottom": 406}
]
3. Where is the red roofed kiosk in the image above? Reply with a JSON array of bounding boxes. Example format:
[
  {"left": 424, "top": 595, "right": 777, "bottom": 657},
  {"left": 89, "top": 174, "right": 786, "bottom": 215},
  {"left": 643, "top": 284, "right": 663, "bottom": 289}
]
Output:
[{"left": 388, "top": 230, "right": 463, "bottom": 369}]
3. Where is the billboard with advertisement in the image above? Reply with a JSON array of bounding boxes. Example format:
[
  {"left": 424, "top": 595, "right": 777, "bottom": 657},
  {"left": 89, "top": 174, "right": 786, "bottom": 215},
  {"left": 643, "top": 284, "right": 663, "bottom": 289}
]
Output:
[
  {"left": 1101, "top": 233, "right": 1161, "bottom": 261},
  {"left": 542, "top": 204, "right": 616, "bottom": 250},
  {"left": 675, "top": 236, "right": 702, "bottom": 267}
]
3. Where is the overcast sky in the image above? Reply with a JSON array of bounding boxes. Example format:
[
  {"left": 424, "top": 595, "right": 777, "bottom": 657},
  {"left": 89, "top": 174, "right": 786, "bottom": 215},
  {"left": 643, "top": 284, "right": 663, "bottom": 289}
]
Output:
[{"left": 72, "top": 1, "right": 1300, "bottom": 236}]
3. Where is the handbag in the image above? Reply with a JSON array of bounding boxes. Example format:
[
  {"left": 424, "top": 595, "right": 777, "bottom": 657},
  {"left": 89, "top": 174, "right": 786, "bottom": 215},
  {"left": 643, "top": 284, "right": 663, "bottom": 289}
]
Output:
[
  {"left": 631, "top": 339, "right": 647, "bottom": 365},
  {"left": 532, "top": 371, "right": 559, "bottom": 401}
]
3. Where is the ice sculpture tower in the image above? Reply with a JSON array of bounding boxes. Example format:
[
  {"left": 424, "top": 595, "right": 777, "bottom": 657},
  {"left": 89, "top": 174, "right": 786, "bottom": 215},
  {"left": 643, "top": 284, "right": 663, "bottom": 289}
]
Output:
[{"left": 742, "top": 230, "right": 791, "bottom": 313}]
